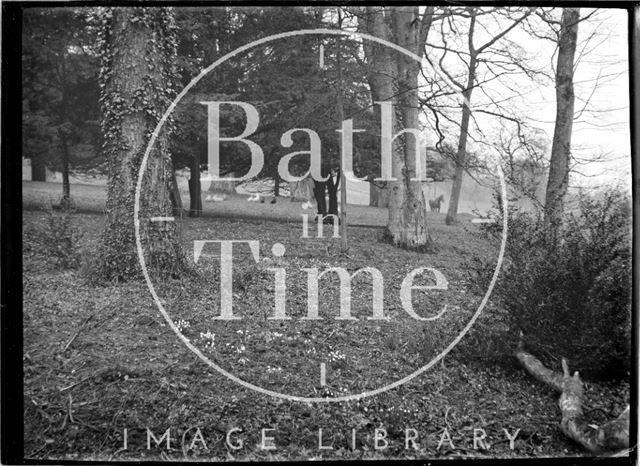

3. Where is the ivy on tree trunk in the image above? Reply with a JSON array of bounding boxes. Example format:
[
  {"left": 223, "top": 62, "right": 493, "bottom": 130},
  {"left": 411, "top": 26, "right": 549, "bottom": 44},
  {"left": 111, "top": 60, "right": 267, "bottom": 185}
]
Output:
[{"left": 94, "top": 7, "right": 186, "bottom": 281}]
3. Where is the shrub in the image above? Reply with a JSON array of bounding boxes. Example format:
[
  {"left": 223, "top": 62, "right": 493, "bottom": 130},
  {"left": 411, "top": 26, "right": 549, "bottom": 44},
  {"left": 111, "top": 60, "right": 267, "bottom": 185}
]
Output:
[
  {"left": 469, "top": 188, "right": 632, "bottom": 379},
  {"left": 29, "top": 210, "right": 84, "bottom": 269}
]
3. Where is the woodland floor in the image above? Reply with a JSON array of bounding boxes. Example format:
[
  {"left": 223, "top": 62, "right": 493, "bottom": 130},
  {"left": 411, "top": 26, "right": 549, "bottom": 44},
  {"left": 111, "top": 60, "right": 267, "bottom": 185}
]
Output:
[{"left": 21, "top": 187, "right": 630, "bottom": 461}]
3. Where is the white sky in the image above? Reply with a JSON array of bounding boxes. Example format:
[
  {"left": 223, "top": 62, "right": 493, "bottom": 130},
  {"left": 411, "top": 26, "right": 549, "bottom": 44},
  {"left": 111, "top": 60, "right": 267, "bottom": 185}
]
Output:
[
  {"left": 520, "top": 8, "right": 630, "bottom": 189},
  {"left": 420, "top": 7, "right": 631, "bottom": 191}
]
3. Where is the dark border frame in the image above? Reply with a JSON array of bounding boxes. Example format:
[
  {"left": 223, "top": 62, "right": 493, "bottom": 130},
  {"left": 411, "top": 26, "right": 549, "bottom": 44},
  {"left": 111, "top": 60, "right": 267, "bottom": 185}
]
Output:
[{"left": 2, "top": 1, "right": 637, "bottom": 464}]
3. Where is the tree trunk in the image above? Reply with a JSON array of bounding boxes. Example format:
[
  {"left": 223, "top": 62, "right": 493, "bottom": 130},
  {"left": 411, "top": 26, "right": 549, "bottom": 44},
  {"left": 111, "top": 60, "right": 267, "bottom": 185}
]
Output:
[
  {"left": 31, "top": 158, "right": 47, "bottom": 181},
  {"left": 360, "top": 8, "right": 404, "bottom": 240},
  {"left": 339, "top": 168, "right": 347, "bottom": 249},
  {"left": 169, "top": 170, "right": 183, "bottom": 216},
  {"left": 359, "top": 9, "right": 386, "bottom": 211},
  {"left": 544, "top": 8, "right": 580, "bottom": 234},
  {"left": 391, "top": 7, "right": 431, "bottom": 248},
  {"left": 360, "top": 7, "right": 432, "bottom": 249},
  {"left": 516, "top": 340, "right": 629, "bottom": 454},
  {"left": 446, "top": 13, "right": 478, "bottom": 226},
  {"left": 336, "top": 9, "right": 348, "bottom": 251},
  {"left": 59, "top": 131, "right": 71, "bottom": 209},
  {"left": 369, "top": 182, "right": 389, "bottom": 207},
  {"left": 94, "top": 7, "right": 185, "bottom": 281},
  {"left": 633, "top": 7, "right": 640, "bottom": 235},
  {"left": 327, "top": 172, "right": 339, "bottom": 217},
  {"left": 57, "top": 51, "right": 72, "bottom": 210},
  {"left": 189, "top": 153, "right": 202, "bottom": 217},
  {"left": 274, "top": 171, "right": 280, "bottom": 198}
]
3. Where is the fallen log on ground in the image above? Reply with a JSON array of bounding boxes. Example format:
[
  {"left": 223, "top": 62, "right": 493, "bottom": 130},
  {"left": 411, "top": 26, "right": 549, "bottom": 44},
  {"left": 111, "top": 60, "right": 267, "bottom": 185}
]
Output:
[{"left": 515, "top": 336, "right": 630, "bottom": 454}]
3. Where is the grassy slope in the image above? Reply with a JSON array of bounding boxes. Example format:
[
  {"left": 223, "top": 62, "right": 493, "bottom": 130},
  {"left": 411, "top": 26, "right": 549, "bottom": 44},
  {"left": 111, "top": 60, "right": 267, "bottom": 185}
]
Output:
[{"left": 22, "top": 207, "right": 629, "bottom": 461}]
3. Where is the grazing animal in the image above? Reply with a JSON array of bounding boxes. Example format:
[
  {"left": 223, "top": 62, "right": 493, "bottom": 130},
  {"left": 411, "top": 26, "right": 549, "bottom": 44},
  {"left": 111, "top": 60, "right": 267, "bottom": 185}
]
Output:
[
  {"left": 247, "top": 193, "right": 261, "bottom": 202},
  {"left": 429, "top": 194, "right": 445, "bottom": 213}
]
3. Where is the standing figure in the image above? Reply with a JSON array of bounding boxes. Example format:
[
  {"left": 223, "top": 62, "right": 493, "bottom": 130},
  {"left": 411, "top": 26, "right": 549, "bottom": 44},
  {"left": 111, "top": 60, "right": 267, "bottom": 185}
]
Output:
[
  {"left": 313, "top": 175, "right": 327, "bottom": 220},
  {"left": 325, "top": 167, "right": 340, "bottom": 225}
]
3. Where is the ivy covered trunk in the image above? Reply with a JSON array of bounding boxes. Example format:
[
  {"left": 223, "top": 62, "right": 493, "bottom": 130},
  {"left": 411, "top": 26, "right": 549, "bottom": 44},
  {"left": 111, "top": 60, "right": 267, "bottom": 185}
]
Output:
[{"left": 94, "top": 7, "right": 186, "bottom": 281}]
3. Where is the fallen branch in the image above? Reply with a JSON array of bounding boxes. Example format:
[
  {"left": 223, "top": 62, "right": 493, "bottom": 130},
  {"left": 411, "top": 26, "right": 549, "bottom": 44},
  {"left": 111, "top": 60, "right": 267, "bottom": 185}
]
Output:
[
  {"left": 59, "top": 374, "right": 93, "bottom": 392},
  {"left": 515, "top": 335, "right": 629, "bottom": 454},
  {"left": 62, "top": 312, "right": 95, "bottom": 353},
  {"left": 67, "top": 393, "right": 75, "bottom": 423}
]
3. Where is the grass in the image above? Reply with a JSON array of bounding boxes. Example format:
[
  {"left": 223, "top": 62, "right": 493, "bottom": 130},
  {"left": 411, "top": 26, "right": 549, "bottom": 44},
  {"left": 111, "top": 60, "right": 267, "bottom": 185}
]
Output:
[
  {"left": 22, "top": 180, "right": 401, "bottom": 227},
  {"left": 22, "top": 204, "right": 630, "bottom": 461}
]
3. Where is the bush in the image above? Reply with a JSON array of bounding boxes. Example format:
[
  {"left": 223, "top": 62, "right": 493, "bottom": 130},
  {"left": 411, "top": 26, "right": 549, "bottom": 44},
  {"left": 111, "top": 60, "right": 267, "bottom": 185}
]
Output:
[
  {"left": 28, "top": 210, "right": 84, "bottom": 269},
  {"left": 470, "top": 189, "right": 632, "bottom": 380}
]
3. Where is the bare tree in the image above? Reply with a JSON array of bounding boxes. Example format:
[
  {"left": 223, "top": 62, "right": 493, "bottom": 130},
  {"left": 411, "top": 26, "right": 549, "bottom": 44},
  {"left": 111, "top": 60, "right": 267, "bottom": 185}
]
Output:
[
  {"left": 521, "top": 8, "right": 629, "bottom": 200},
  {"left": 543, "top": 8, "right": 580, "bottom": 233},
  {"left": 423, "top": 7, "right": 533, "bottom": 225}
]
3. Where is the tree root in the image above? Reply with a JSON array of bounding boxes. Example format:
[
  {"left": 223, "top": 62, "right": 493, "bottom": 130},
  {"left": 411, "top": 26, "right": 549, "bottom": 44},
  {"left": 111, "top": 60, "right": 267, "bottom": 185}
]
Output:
[{"left": 515, "top": 334, "right": 630, "bottom": 454}]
